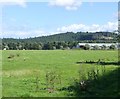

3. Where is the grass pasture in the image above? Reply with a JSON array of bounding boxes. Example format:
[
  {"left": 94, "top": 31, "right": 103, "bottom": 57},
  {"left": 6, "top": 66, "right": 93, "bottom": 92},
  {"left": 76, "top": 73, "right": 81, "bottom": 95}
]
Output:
[{"left": 2, "top": 50, "right": 120, "bottom": 97}]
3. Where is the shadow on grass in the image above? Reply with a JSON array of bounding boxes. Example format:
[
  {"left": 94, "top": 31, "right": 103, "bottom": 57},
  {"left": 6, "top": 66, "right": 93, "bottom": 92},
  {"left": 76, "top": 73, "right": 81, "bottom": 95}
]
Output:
[
  {"left": 59, "top": 67, "right": 120, "bottom": 97},
  {"left": 76, "top": 61, "right": 120, "bottom": 66}
]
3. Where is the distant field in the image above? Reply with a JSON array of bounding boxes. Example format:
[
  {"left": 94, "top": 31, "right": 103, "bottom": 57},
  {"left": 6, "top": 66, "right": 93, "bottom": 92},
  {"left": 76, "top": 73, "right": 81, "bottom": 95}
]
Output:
[{"left": 2, "top": 50, "right": 120, "bottom": 97}]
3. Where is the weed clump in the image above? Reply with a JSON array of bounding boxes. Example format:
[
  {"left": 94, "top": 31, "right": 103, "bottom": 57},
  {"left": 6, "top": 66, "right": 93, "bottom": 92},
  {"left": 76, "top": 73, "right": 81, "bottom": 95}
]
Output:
[
  {"left": 8, "top": 54, "right": 14, "bottom": 59},
  {"left": 16, "top": 53, "right": 20, "bottom": 57},
  {"left": 45, "top": 69, "right": 62, "bottom": 93}
]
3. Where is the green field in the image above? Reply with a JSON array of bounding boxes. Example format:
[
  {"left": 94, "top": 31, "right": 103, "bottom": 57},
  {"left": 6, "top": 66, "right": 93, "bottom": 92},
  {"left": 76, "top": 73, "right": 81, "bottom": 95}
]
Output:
[{"left": 2, "top": 50, "right": 120, "bottom": 97}]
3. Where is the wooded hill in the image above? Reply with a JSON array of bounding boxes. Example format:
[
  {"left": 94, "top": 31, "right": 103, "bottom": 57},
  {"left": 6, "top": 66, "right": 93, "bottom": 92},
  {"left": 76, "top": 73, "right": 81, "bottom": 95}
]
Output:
[
  {"left": 1, "top": 31, "right": 118, "bottom": 50},
  {"left": 2, "top": 31, "right": 118, "bottom": 44}
]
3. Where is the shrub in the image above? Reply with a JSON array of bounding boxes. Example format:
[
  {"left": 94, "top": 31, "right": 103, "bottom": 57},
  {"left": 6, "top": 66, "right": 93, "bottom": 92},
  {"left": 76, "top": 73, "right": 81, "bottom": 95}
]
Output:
[
  {"left": 16, "top": 53, "right": 20, "bottom": 57},
  {"left": 84, "top": 44, "right": 90, "bottom": 50},
  {"left": 109, "top": 44, "right": 116, "bottom": 50}
]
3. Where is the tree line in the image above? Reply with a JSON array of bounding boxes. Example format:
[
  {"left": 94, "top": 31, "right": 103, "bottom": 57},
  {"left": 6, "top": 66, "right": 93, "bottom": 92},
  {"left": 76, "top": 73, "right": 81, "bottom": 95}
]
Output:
[
  {"left": 1, "top": 41, "right": 78, "bottom": 50},
  {"left": 0, "top": 31, "right": 118, "bottom": 50},
  {"left": 1, "top": 41, "right": 117, "bottom": 50}
]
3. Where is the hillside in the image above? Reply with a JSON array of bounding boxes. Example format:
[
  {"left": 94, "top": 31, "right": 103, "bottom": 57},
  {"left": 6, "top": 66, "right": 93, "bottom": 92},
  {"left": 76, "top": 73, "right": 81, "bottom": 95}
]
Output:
[
  {"left": 1, "top": 31, "right": 118, "bottom": 50},
  {"left": 2, "top": 31, "right": 118, "bottom": 44}
]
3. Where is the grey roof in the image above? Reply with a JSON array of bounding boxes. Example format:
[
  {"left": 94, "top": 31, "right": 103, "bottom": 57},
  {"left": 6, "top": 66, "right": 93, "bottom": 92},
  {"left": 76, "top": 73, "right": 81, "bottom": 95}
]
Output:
[{"left": 78, "top": 43, "right": 118, "bottom": 47}]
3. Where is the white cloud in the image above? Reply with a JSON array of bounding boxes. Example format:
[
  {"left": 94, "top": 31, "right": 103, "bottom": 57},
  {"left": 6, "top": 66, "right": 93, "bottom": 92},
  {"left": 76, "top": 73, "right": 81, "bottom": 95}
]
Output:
[
  {"left": 49, "top": 0, "right": 82, "bottom": 10},
  {"left": 57, "top": 21, "right": 118, "bottom": 33},
  {"left": 83, "top": 0, "right": 118, "bottom": 2},
  {"left": 1, "top": 22, "right": 118, "bottom": 38},
  {"left": 0, "top": 0, "right": 27, "bottom": 8},
  {"left": 1, "top": 29, "right": 47, "bottom": 38}
]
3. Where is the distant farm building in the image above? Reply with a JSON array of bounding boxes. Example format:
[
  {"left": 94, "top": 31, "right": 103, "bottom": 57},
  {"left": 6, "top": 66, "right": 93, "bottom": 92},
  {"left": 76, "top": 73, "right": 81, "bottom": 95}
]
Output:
[{"left": 77, "top": 43, "right": 119, "bottom": 49}]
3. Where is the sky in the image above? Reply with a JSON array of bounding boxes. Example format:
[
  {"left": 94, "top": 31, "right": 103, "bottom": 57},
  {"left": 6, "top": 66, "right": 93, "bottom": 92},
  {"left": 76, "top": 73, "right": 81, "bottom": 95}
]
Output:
[{"left": 0, "top": 0, "right": 119, "bottom": 38}]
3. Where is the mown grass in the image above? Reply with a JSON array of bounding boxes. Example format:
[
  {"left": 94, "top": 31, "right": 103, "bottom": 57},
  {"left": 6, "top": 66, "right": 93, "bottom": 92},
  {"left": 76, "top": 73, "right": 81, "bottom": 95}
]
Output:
[{"left": 2, "top": 50, "right": 119, "bottom": 97}]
